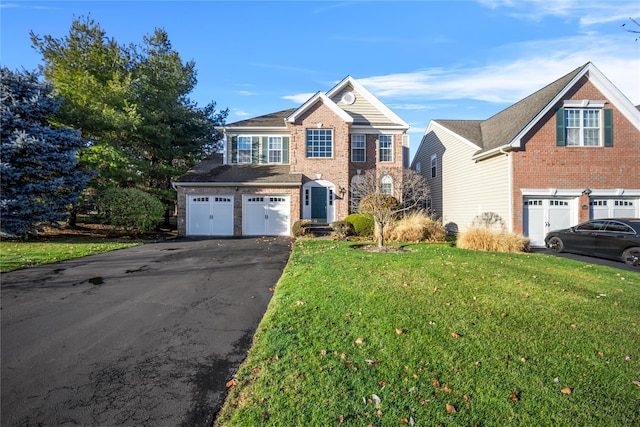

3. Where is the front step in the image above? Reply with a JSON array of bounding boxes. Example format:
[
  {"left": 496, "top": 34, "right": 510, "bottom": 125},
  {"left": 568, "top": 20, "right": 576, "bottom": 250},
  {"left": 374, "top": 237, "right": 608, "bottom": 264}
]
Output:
[{"left": 306, "top": 224, "right": 333, "bottom": 237}]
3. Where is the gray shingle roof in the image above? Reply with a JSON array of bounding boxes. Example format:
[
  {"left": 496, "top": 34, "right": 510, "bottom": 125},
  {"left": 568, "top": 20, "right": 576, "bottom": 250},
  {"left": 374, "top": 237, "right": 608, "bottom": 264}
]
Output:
[
  {"left": 176, "top": 160, "right": 302, "bottom": 185},
  {"left": 225, "top": 109, "right": 297, "bottom": 128},
  {"left": 435, "top": 64, "right": 586, "bottom": 154}
]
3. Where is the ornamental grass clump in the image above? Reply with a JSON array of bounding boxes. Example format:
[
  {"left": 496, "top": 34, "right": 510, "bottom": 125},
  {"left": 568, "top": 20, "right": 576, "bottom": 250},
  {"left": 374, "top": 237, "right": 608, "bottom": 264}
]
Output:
[
  {"left": 387, "top": 211, "right": 447, "bottom": 243},
  {"left": 457, "top": 226, "right": 530, "bottom": 253}
]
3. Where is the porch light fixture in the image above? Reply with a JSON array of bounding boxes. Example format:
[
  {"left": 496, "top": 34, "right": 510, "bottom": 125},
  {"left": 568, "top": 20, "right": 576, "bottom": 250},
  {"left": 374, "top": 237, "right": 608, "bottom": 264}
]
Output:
[
  {"left": 338, "top": 186, "right": 347, "bottom": 197},
  {"left": 582, "top": 187, "right": 592, "bottom": 195}
]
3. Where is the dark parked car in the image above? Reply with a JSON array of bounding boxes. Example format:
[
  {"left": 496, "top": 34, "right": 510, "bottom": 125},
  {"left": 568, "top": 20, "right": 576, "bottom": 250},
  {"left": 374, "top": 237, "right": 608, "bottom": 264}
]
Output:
[{"left": 545, "top": 218, "right": 640, "bottom": 269}]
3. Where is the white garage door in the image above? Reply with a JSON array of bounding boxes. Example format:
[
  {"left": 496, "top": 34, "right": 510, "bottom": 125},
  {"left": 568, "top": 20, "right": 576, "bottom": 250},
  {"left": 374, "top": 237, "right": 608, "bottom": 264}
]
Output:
[
  {"left": 187, "top": 195, "right": 234, "bottom": 236},
  {"left": 590, "top": 198, "right": 639, "bottom": 219},
  {"left": 243, "top": 195, "right": 290, "bottom": 236},
  {"left": 524, "top": 198, "right": 574, "bottom": 247}
]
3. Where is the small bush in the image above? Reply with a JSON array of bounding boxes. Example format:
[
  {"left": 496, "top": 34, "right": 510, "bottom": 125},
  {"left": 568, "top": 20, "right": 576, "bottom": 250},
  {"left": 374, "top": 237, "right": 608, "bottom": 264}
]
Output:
[
  {"left": 292, "top": 220, "right": 312, "bottom": 237},
  {"left": 471, "top": 212, "right": 505, "bottom": 231},
  {"left": 456, "top": 227, "right": 530, "bottom": 253},
  {"left": 344, "top": 213, "right": 374, "bottom": 237},
  {"left": 387, "top": 211, "right": 447, "bottom": 243},
  {"left": 331, "top": 221, "right": 355, "bottom": 239},
  {"left": 96, "top": 188, "right": 164, "bottom": 233}
]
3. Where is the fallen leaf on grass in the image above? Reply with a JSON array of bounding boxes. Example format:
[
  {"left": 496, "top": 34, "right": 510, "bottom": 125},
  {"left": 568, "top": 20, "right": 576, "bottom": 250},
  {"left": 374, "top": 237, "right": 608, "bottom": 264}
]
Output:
[
  {"left": 226, "top": 378, "right": 238, "bottom": 389},
  {"left": 295, "top": 300, "right": 305, "bottom": 305},
  {"left": 445, "top": 403, "right": 457, "bottom": 413},
  {"left": 355, "top": 338, "right": 364, "bottom": 344},
  {"left": 509, "top": 390, "right": 520, "bottom": 401},
  {"left": 632, "top": 380, "right": 640, "bottom": 387},
  {"left": 395, "top": 328, "right": 404, "bottom": 335},
  {"left": 451, "top": 332, "right": 460, "bottom": 339},
  {"left": 561, "top": 387, "right": 572, "bottom": 395}
]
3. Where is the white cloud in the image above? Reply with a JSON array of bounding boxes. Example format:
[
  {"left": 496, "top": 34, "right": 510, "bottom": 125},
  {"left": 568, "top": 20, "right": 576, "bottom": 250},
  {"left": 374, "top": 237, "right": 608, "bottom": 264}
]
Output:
[
  {"left": 282, "top": 93, "right": 315, "bottom": 104},
  {"left": 358, "top": 33, "right": 640, "bottom": 105},
  {"left": 232, "top": 108, "right": 250, "bottom": 118},
  {"left": 237, "top": 90, "right": 256, "bottom": 96},
  {"left": 477, "top": 0, "right": 639, "bottom": 27}
]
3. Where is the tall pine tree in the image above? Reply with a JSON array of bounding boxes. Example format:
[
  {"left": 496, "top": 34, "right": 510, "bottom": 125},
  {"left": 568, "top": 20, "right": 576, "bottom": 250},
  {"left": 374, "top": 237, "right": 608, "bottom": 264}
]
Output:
[{"left": 0, "top": 68, "right": 90, "bottom": 238}]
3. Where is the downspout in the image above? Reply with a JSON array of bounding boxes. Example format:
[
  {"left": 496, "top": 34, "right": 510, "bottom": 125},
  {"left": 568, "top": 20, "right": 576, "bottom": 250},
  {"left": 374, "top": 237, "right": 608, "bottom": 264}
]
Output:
[{"left": 500, "top": 147, "right": 513, "bottom": 232}]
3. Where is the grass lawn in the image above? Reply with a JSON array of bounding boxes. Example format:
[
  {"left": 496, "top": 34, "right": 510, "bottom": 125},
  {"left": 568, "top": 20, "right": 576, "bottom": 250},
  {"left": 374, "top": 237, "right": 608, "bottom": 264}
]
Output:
[
  {"left": 0, "top": 223, "right": 175, "bottom": 273},
  {"left": 216, "top": 240, "right": 640, "bottom": 426},
  {"left": 0, "top": 239, "right": 141, "bottom": 273}
]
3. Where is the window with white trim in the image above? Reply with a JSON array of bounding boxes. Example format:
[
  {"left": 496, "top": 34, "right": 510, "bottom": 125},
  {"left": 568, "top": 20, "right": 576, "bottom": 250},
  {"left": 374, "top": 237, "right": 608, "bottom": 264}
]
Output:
[
  {"left": 306, "top": 129, "right": 333, "bottom": 158},
  {"left": 351, "top": 134, "right": 366, "bottom": 162},
  {"left": 566, "top": 109, "right": 601, "bottom": 146},
  {"left": 379, "top": 135, "right": 393, "bottom": 162},
  {"left": 430, "top": 154, "right": 437, "bottom": 178},
  {"left": 268, "top": 136, "right": 282, "bottom": 163},
  {"left": 381, "top": 175, "right": 393, "bottom": 195},
  {"left": 237, "top": 136, "right": 252, "bottom": 163}
]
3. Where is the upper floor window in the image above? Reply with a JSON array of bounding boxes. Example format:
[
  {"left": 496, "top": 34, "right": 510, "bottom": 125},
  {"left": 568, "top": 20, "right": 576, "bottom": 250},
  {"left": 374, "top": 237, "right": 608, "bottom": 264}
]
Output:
[
  {"left": 556, "top": 102, "right": 613, "bottom": 147},
  {"left": 566, "top": 109, "right": 600, "bottom": 146},
  {"left": 379, "top": 135, "right": 393, "bottom": 162},
  {"left": 268, "top": 137, "right": 282, "bottom": 163},
  {"left": 238, "top": 136, "right": 252, "bottom": 163},
  {"left": 351, "top": 134, "right": 366, "bottom": 162},
  {"left": 306, "top": 129, "right": 332, "bottom": 158},
  {"left": 431, "top": 154, "right": 437, "bottom": 178}
]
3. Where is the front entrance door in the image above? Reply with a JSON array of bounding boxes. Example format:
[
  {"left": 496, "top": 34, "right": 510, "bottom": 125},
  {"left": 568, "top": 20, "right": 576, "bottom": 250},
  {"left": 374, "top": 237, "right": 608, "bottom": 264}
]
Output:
[{"left": 311, "top": 187, "right": 328, "bottom": 223}]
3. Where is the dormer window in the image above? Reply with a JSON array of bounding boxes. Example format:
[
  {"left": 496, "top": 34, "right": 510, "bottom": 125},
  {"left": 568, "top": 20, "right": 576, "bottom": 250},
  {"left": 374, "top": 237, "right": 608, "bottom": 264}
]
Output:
[{"left": 556, "top": 100, "right": 613, "bottom": 147}]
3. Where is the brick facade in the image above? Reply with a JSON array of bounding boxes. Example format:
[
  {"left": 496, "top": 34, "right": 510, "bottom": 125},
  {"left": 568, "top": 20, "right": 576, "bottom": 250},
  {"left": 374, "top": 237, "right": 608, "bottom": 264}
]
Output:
[{"left": 511, "top": 78, "right": 640, "bottom": 233}]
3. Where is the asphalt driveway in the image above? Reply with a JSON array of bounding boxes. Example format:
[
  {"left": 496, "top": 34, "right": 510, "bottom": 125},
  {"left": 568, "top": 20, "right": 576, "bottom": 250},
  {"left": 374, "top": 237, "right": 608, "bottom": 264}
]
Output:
[{"left": 1, "top": 236, "right": 293, "bottom": 426}]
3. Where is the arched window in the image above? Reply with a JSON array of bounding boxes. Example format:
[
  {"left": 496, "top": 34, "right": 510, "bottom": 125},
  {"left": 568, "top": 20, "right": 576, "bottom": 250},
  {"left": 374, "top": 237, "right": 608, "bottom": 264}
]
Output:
[{"left": 381, "top": 175, "right": 393, "bottom": 195}]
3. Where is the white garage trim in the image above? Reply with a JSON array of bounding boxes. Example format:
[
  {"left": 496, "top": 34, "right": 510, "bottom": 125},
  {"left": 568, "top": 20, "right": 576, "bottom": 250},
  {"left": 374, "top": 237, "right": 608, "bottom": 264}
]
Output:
[
  {"left": 187, "top": 195, "right": 234, "bottom": 236},
  {"left": 242, "top": 195, "right": 290, "bottom": 236}
]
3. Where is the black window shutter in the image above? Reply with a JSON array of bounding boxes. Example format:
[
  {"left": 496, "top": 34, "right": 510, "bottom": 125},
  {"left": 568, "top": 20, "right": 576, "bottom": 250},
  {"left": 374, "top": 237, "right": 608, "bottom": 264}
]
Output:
[
  {"left": 252, "top": 136, "right": 260, "bottom": 163},
  {"left": 555, "top": 108, "right": 566, "bottom": 146},
  {"left": 604, "top": 109, "right": 613, "bottom": 147},
  {"left": 231, "top": 136, "right": 238, "bottom": 163}
]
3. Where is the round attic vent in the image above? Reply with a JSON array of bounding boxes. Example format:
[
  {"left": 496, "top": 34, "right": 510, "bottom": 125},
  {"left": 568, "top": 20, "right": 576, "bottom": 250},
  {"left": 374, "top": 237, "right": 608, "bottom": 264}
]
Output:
[{"left": 341, "top": 91, "right": 356, "bottom": 105}]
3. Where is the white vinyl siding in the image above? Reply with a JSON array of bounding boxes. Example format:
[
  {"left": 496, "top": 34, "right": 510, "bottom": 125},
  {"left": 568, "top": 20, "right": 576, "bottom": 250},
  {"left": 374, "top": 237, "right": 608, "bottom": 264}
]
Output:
[{"left": 428, "top": 126, "right": 510, "bottom": 232}]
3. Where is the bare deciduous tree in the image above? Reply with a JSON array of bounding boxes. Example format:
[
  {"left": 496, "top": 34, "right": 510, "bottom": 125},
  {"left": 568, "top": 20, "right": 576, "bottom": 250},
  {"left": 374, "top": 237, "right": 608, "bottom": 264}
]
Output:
[{"left": 350, "top": 168, "right": 430, "bottom": 247}]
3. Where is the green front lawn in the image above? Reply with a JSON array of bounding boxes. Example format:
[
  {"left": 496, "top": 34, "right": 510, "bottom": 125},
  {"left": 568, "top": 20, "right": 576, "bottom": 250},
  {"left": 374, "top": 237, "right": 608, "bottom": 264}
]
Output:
[
  {"left": 216, "top": 240, "right": 640, "bottom": 426},
  {"left": 0, "top": 239, "right": 141, "bottom": 273}
]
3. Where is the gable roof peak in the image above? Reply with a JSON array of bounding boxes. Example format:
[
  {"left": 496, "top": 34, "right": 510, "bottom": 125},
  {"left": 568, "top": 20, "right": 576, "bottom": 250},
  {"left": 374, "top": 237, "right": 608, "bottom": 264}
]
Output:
[{"left": 285, "top": 91, "right": 353, "bottom": 123}]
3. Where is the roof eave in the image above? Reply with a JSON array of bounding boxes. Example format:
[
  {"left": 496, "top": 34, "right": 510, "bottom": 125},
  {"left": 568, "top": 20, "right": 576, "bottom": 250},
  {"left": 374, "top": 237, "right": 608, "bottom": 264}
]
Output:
[
  {"left": 472, "top": 144, "right": 514, "bottom": 161},
  {"left": 173, "top": 181, "right": 303, "bottom": 188}
]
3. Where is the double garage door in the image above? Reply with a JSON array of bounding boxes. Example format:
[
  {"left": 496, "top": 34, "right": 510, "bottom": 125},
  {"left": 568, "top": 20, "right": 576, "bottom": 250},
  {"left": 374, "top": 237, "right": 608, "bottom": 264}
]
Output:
[
  {"left": 524, "top": 197, "right": 638, "bottom": 247},
  {"left": 187, "top": 194, "right": 290, "bottom": 236}
]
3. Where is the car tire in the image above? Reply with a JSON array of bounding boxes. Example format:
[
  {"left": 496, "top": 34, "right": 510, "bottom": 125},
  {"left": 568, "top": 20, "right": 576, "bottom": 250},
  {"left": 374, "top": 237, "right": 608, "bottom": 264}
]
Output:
[
  {"left": 622, "top": 247, "right": 640, "bottom": 269},
  {"left": 547, "top": 236, "right": 565, "bottom": 253}
]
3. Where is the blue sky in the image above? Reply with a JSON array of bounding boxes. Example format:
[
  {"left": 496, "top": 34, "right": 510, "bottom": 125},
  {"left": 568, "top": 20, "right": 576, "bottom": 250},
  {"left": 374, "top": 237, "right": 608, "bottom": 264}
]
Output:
[{"left": 2, "top": 0, "right": 639, "bottom": 161}]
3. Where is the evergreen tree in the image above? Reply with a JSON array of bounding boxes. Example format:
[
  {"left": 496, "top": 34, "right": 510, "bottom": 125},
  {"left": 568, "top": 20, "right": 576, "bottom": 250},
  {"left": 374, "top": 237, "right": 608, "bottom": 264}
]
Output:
[{"left": 0, "top": 68, "right": 90, "bottom": 238}]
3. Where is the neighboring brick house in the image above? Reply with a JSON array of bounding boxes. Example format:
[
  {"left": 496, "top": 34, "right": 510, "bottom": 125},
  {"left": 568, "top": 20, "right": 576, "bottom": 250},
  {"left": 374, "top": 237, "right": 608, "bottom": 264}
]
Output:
[
  {"left": 411, "top": 62, "right": 640, "bottom": 247},
  {"left": 173, "top": 76, "right": 410, "bottom": 237}
]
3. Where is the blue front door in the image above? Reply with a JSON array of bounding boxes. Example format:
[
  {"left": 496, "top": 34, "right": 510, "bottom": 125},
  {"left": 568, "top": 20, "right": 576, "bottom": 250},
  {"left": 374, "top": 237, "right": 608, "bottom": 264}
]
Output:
[{"left": 311, "top": 187, "right": 327, "bottom": 223}]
